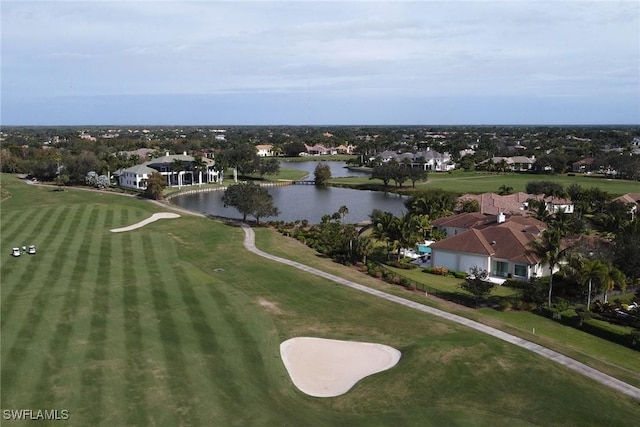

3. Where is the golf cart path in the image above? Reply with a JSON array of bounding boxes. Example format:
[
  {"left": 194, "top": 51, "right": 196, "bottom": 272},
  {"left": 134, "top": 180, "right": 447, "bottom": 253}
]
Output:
[{"left": 240, "top": 224, "right": 640, "bottom": 402}]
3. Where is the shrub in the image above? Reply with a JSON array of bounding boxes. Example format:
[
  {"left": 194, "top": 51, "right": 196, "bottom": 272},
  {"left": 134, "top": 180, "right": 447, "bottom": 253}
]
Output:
[
  {"left": 450, "top": 270, "right": 468, "bottom": 279},
  {"left": 431, "top": 266, "right": 449, "bottom": 276},
  {"left": 503, "top": 278, "right": 526, "bottom": 289},
  {"left": 499, "top": 300, "right": 513, "bottom": 311}
]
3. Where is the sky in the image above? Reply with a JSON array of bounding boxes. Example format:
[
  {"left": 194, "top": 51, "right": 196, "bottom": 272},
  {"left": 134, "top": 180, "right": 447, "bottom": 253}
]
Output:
[{"left": 1, "top": 0, "right": 639, "bottom": 125}]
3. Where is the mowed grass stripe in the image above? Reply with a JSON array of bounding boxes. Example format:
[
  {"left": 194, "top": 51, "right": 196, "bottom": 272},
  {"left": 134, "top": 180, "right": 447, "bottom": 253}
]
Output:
[
  {"left": 0, "top": 206, "right": 72, "bottom": 328},
  {"left": 0, "top": 206, "right": 53, "bottom": 296},
  {"left": 1, "top": 205, "right": 94, "bottom": 407},
  {"left": 159, "top": 252, "right": 238, "bottom": 423},
  {"left": 204, "top": 284, "right": 275, "bottom": 416},
  {"left": 120, "top": 221, "right": 151, "bottom": 426},
  {"left": 102, "top": 208, "right": 127, "bottom": 425},
  {"left": 77, "top": 208, "right": 112, "bottom": 425},
  {"left": 141, "top": 233, "right": 199, "bottom": 426},
  {"left": 0, "top": 205, "right": 42, "bottom": 247},
  {"left": 149, "top": 241, "right": 224, "bottom": 423},
  {"left": 28, "top": 206, "right": 99, "bottom": 410},
  {"left": 0, "top": 205, "right": 77, "bottom": 365},
  {"left": 0, "top": 209, "right": 20, "bottom": 235}
]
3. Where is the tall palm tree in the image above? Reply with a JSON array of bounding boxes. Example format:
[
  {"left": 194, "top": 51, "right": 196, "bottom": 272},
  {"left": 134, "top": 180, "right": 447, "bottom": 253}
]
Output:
[
  {"left": 579, "top": 259, "right": 608, "bottom": 311},
  {"left": 171, "top": 159, "right": 185, "bottom": 187},
  {"left": 371, "top": 211, "right": 396, "bottom": 258},
  {"left": 191, "top": 155, "right": 207, "bottom": 186},
  {"left": 355, "top": 236, "right": 374, "bottom": 264},
  {"left": 528, "top": 198, "right": 551, "bottom": 223},
  {"left": 602, "top": 264, "right": 626, "bottom": 304},
  {"left": 396, "top": 214, "right": 422, "bottom": 261},
  {"left": 414, "top": 214, "right": 432, "bottom": 241},
  {"left": 338, "top": 205, "right": 349, "bottom": 223},
  {"left": 527, "top": 228, "right": 565, "bottom": 307}
]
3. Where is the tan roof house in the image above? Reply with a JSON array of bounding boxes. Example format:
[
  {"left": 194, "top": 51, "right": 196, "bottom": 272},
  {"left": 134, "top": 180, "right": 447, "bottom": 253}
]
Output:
[
  {"left": 430, "top": 213, "right": 548, "bottom": 282},
  {"left": 458, "top": 192, "right": 574, "bottom": 216},
  {"left": 613, "top": 193, "right": 640, "bottom": 219},
  {"left": 256, "top": 144, "right": 274, "bottom": 157}
]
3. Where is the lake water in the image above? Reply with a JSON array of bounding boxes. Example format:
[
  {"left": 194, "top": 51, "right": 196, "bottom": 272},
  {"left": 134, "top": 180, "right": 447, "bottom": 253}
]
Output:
[
  {"left": 279, "top": 160, "right": 371, "bottom": 179},
  {"left": 170, "top": 161, "right": 406, "bottom": 223}
]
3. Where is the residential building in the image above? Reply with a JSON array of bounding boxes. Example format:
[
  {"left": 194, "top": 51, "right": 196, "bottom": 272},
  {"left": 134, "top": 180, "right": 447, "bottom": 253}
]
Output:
[
  {"left": 479, "top": 156, "right": 536, "bottom": 172},
  {"left": 571, "top": 157, "right": 595, "bottom": 173},
  {"left": 613, "top": 193, "right": 640, "bottom": 219},
  {"left": 117, "top": 152, "right": 221, "bottom": 190},
  {"left": 458, "top": 192, "right": 574, "bottom": 216},
  {"left": 304, "top": 144, "right": 337, "bottom": 156},
  {"left": 376, "top": 148, "right": 455, "bottom": 171},
  {"left": 256, "top": 144, "right": 274, "bottom": 157},
  {"left": 430, "top": 213, "right": 548, "bottom": 282}
]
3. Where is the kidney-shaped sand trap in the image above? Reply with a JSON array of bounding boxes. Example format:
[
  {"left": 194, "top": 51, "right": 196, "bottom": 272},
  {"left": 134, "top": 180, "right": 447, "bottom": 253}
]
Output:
[
  {"left": 110, "top": 212, "right": 180, "bottom": 233},
  {"left": 280, "top": 337, "right": 401, "bottom": 398}
]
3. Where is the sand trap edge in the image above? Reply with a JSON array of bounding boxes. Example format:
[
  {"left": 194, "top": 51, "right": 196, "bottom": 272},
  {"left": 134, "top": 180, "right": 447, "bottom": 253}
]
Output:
[
  {"left": 110, "top": 212, "right": 180, "bottom": 233},
  {"left": 280, "top": 337, "right": 401, "bottom": 398}
]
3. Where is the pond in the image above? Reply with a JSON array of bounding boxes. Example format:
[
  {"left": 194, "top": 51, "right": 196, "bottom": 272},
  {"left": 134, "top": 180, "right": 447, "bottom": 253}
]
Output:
[
  {"left": 278, "top": 160, "right": 370, "bottom": 179},
  {"left": 170, "top": 161, "right": 405, "bottom": 223}
]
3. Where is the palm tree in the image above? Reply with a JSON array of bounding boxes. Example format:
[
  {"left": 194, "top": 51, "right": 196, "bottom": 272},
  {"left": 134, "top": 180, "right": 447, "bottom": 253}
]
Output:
[
  {"left": 171, "top": 159, "right": 185, "bottom": 187},
  {"left": 602, "top": 264, "right": 626, "bottom": 304},
  {"left": 414, "top": 214, "right": 432, "bottom": 241},
  {"left": 371, "top": 211, "right": 396, "bottom": 258},
  {"left": 396, "top": 214, "right": 422, "bottom": 261},
  {"left": 338, "top": 205, "right": 349, "bottom": 223},
  {"left": 355, "top": 236, "right": 374, "bottom": 264},
  {"left": 191, "top": 155, "right": 207, "bottom": 186},
  {"left": 528, "top": 198, "right": 551, "bottom": 223},
  {"left": 527, "top": 228, "right": 566, "bottom": 307},
  {"left": 579, "top": 259, "right": 608, "bottom": 311},
  {"left": 497, "top": 158, "right": 509, "bottom": 174}
]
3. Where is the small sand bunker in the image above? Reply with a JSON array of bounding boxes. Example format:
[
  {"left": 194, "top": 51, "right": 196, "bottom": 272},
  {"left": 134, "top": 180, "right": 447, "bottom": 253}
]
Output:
[
  {"left": 110, "top": 212, "right": 180, "bottom": 233},
  {"left": 280, "top": 337, "right": 401, "bottom": 398}
]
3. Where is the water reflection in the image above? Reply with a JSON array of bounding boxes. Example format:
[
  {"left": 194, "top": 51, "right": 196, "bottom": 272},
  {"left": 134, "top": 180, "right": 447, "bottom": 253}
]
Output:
[{"left": 171, "top": 161, "right": 404, "bottom": 223}]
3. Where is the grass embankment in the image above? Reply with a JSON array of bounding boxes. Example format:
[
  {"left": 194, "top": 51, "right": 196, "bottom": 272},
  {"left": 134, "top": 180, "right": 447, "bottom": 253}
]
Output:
[
  {"left": 2, "top": 174, "right": 639, "bottom": 426},
  {"left": 332, "top": 170, "right": 640, "bottom": 195},
  {"left": 254, "top": 227, "right": 640, "bottom": 388}
]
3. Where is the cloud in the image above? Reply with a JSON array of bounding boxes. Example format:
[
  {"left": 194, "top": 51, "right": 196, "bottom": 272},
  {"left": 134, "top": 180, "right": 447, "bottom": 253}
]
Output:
[{"left": 2, "top": 0, "right": 638, "bottom": 124}]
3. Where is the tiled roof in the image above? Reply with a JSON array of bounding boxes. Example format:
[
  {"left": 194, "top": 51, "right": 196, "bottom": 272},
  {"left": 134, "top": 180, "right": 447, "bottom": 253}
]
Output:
[
  {"left": 432, "top": 212, "right": 494, "bottom": 229},
  {"left": 121, "top": 164, "right": 157, "bottom": 175},
  {"left": 613, "top": 193, "right": 640, "bottom": 205},
  {"left": 459, "top": 192, "right": 531, "bottom": 216},
  {"left": 431, "top": 215, "right": 545, "bottom": 263},
  {"left": 430, "top": 229, "right": 495, "bottom": 256}
]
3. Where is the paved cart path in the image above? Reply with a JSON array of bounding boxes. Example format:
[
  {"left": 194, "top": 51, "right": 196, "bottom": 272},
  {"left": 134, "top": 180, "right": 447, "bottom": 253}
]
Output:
[{"left": 240, "top": 224, "right": 640, "bottom": 402}]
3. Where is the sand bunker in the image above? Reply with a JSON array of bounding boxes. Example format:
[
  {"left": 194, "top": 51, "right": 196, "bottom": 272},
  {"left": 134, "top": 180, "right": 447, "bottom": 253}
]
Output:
[
  {"left": 280, "top": 337, "right": 401, "bottom": 398},
  {"left": 110, "top": 212, "right": 180, "bottom": 233}
]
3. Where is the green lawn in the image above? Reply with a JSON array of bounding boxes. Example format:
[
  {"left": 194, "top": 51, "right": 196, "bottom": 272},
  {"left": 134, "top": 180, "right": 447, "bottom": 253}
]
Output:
[
  {"left": 2, "top": 174, "right": 639, "bottom": 426},
  {"left": 332, "top": 170, "right": 640, "bottom": 196}
]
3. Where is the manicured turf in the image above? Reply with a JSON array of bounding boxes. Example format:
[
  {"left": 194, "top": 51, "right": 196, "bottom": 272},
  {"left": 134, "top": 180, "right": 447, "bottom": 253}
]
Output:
[
  {"left": 333, "top": 170, "right": 640, "bottom": 195},
  {"left": 1, "top": 174, "right": 639, "bottom": 426}
]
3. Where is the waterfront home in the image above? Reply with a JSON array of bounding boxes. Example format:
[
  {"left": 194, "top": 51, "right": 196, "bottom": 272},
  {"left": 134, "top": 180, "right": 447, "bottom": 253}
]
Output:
[{"left": 117, "top": 152, "right": 221, "bottom": 190}]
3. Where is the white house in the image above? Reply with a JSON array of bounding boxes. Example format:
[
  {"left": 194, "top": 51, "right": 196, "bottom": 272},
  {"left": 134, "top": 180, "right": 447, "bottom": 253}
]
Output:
[
  {"left": 480, "top": 156, "right": 536, "bottom": 172},
  {"left": 256, "top": 144, "right": 274, "bottom": 157},
  {"left": 375, "top": 149, "right": 455, "bottom": 172},
  {"left": 117, "top": 152, "right": 221, "bottom": 190},
  {"left": 430, "top": 214, "right": 549, "bottom": 282}
]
